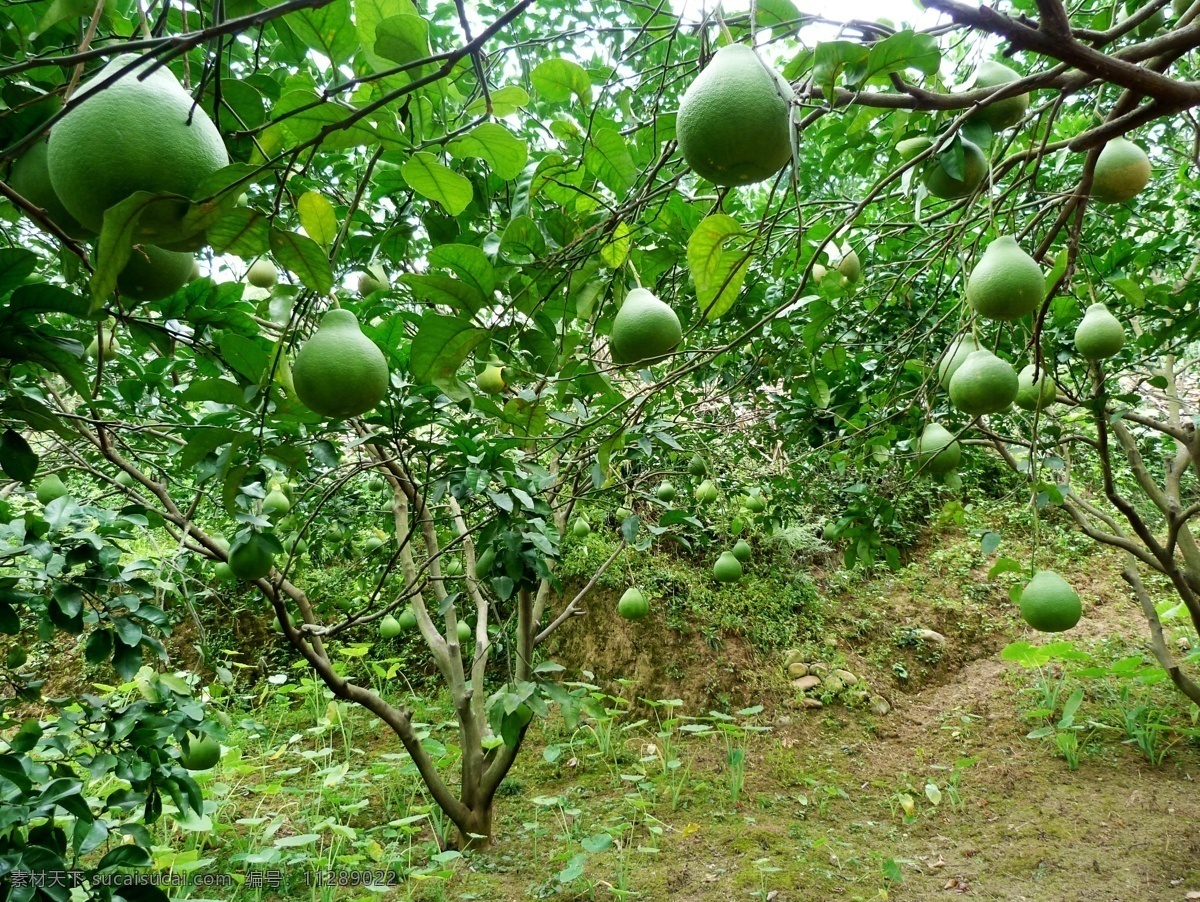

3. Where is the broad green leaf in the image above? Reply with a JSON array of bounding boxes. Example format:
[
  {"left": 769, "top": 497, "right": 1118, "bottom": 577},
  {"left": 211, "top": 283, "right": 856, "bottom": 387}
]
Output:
[
  {"left": 356, "top": 0, "right": 419, "bottom": 72},
  {"left": 531, "top": 58, "right": 591, "bottom": 103},
  {"left": 297, "top": 191, "right": 338, "bottom": 248},
  {"left": 0, "top": 430, "right": 38, "bottom": 483},
  {"left": 284, "top": 0, "right": 356, "bottom": 66},
  {"left": 599, "top": 220, "right": 631, "bottom": 268},
  {"left": 218, "top": 333, "right": 270, "bottom": 384},
  {"left": 427, "top": 244, "right": 496, "bottom": 298},
  {"left": 90, "top": 192, "right": 160, "bottom": 312},
  {"left": 269, "top": 230, "right": 333, "bottom": 294},
  {"left": 465, "top": 85, "right": 530, "bottom": 117},
  {"left": 374, "top": 13, "right": 431, "bottom": 69},
  {"left": 400, "top": 273, "right": 484, "bottom": 313},
  {"left": 586, "top": 129, "right": 637, "bottom": 194},
  {"left": 409, "top": 313, "right": 487, "bottom": 389},
  {"left": 813, "top": 41, "right": 869, "bottom": 94},
  {"left": 447, "top": 123, "right": 528, "bottom": 181},
  {"left": 499, "top": 216, "right": 546, "bottom": 264},
  {"left": 687, "top": 214, "right": 753, "bottom": 320},
  {"left": 272, "top": 91, "right": 387, "bottom": 151},
  {"left": 401, "top": 153, "right": 473, "bottom": 215},
  {"left": 209, "top": 207, "right": 270, "bottom": 257},
  {"left": 8, "top": 284, "right": 91, "bottom": 319},
  {"left": 858, "top": 31, "right": 941, "bottom": 85}
]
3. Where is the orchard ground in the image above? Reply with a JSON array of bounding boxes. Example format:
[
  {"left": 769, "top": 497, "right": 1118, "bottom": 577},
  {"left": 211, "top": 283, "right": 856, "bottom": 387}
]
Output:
[{"left": 28, "top": 499, "right": 1200, "bottom": 901}]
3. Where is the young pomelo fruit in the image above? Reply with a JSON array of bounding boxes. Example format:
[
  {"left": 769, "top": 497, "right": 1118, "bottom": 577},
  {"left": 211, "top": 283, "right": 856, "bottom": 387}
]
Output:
[
  {"left": 610, "top": 288, "right": 682, "bottom": 366},
  {"left": 117, "top": 244, "right": 194, "bottom": 302},
  {"left": 732, "top": 538, "right": 752, "bottom": 563},
  {"left": 86, "top": 326, "right": 119, "bottom": 360},
  {"left": 115, "top": 470, "right": 135, "bottom": 487},
  {"left": 379, "top": 614, "right": 402, "bottom": 639},
  {"left": 180, "top": 733, "right": 221, "bottom": 770},
  {"left": 695, "top": 479, "right": 718, "bottom": 504},
  {"left": 228, "top": 537, "right": 273, "bottom": 581},
  {"left": 475, "top": 546, "right": 496, "bottom": 574},
  {"left": 615, "top": 506, "right": 633, "bottom": 521},
  {"left": 1015, "top": 364, "right": 1058, "bottom": 410},
  {"left": 677, "top": 44, "right": 793, "bottom": 187},
  {"left": 923, "top": 137, "right": 987, "bottom": 199},
  {"left": 838, "top": 248, "right": 862, "bottom": 283},
  {"left": 966, "top": 236, "right": 1043, "bottom": 321},
  {"left": 744, "top": 490, "right": 767, "bottom": 514},
  {"left": 949, "top": 349, "right": 1019, "bottom": 417},
  {"left": 1074, "top": 303, "right": 1125, "bottom": 359},
  {"left": 967, "top": 60, "right": 1029, "bottom": 131},
  {"left": 896, "top": 136, "right": 933, "bottom": 161},
  {"left": 363, "top": 535, "right": 385, "bottom": 553},
  {"left": 48, "top": 55, "right": 229, "bottom": 242},
  {"left": 915, "top": 423, "right": 961, "bottom": 477},
  {"left": 261, "top": 488, "right": 291, "bottom": 518},
  {"left": 936, "top": 334, "right": 981, "bottom": 388},
  {"left": 1018, "top": 570, "right": 1082, "bottom": 632},
  {"left": 572, "top": 517, "right": 591, "bottom": 538},
  {"left": 36, "top": 474, "right": 69, "bottom": 504},
  {"left": 398, "top": 607, "right": 418, "bottom": 630},
  {"left": 293, "top": 309, "right": 389, "bottom": 418},
  {"left": 443, "top": 557, "right": 464, "bottom": 576},
  {"left": 247, "top": 259, "right": 277, "bottom": 288},
  {"left": 456, "top": 619, "right": 472, "bottom": 645},
  {"left": 477, "top": 364, "right": 507, "bottom": 394},
  {"left": 617, "top": 587, "right": 649, "bottom": 620},
  {"left": 713, "top": 550, "right": 744, "bottom": 583},
  {"left": 656, "top": 481, "right": 676, "bottom": 502},
  {"left": 1091, "top": 137, "right": 1151, "bottom": 203},
  {"left": 8, "top": 138, "right": 93, "bottom": 238},
  {"left": 358, "top": 266, "right": 390, "bottom": 297},
  {"left": 1118, "top": 0, "right": 1166, "bottom": 36},
  {"left": 688, "top": 453, "right": 707, "bottom": 477}
]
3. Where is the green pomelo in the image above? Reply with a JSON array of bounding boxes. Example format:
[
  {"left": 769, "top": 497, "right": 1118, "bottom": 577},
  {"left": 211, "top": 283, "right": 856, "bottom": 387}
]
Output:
[
  {"left": 915, "top": 423, "right": 961, "bottom": 477},
  {"left": 1015, "top": 364, "right": 1058, "bottom": 410},
  {"left": 615, "top": 507, "right": 633, "bottom": 521},
  {"left": 1074, "top": 302, "right": 1126, "bottom": 359},
  {"left": 380, "top": 614, "right": 402, "bottom": 639},
  {"left": 115, "top": 470, "right": 135, "bottom": 487},
  {"left": 1092, "top": 137, "right": 1151, "bottom": 203},
  {"left": 181, "top": 733, "right": 221, "bottom": 770},
  {"left": 228, "top": 540, "right": 273, "bottom": 581},
  {"left": 714, "top": 550, "right": 744, "bottom": 583},
  {"left": 937, "top": 334, "right": 981, "bottom": 388},
  {"left": 966, "top": 236, "right": 1043, "bottom": 321},
  {"left": 744, "top": 491, "right": 766, "bottom": 514},
  {"left": 293, "top": 309, "right": 389, "bottom": 418},
  {"left": 47, "top": 55, "right": 229, "bottom": 242},
  {"left": 695, "top": 479, "right": 718, "bottom": 504},
  {"left": 1119, "top": 0, "right": 1167, "bottom": 36},
  {"left": 117, "top": 244, "right": 194, "bottom": 303},
  {"left": 247, "top": 259, "right": 277, "bottom": 288},
  {"left": 967, "top": 60, "right": 1029, "bottom": 131},
  {"left": 732, "top": 538, "right": 752, "bottom": 563},
  {"left": 8, "top": 138, "right": 93, "bottom": 238},
  {"left": 948, "top": 349, "right": 1019, "bottom": 417},
  {"left": 476, "top": 547, "right": 496, "bottom": 574},
  {"left": 572, "top": 517, "right": 591, "bottom": 538},
  {"left": 358, "top": 267, "right": 390, "bottom": 297},
  {"left": 398, "top": 607, "right": 418, "bottom": 630},
  {"left": 363, "top": 536, "right": 385, "bottom": 553},
  {"left": 456, "top": 619, "right": 472, "bottom": 645},
  {"left": 677, "top": 44, "right": 793, "bottom": 187},
  {"left": 477, "top": 364, "right": 506, "bottom": 394},
  {"left": 261, "top": 489, "right": 291, "bottom": 517},
  {"left": 213, "top": 562, "right": 235, "bottom": 581},
  {"left": 1018, "top": 570, "right": 1082, "bottom": 632},
  {"left": 838, "top": 249, "right": 862, "bottom": 283},
  {"left": 617, "top": 587, "right": 649, "bottom": 620},
  {"left": 688, "top": 453, "right": 707, "bottom": 477},
  {"left": 36, "top": 474, "right": 69, "bottom": 504},
  {"left": 656, "top": 481, "right": 676, "bottom": 502},
  {"left": 896, "top": 136, "right": 933, "bottom": 161},
  {"left": 610, "top": 288, "right": 682, "bottom": 366},
  {"left": 923, "top": 137, "right": 987, "bottom": 199}
]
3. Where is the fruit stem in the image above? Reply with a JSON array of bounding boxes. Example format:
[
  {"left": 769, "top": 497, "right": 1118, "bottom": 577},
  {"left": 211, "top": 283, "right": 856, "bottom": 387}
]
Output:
[{"left": 627, "top": 258, "right": 643, "bottom": 289}]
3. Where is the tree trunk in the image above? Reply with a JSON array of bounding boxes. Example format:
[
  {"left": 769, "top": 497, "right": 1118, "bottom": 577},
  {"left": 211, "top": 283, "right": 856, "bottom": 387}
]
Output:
[{"left": 455, "top": 803, "right": 494, "bottom": 850}]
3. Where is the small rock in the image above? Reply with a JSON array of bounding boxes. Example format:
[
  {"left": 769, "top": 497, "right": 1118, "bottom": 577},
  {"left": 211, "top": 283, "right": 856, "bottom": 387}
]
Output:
[
  {"left": 869, "top": 695, "right": 891, "bottom": 716},
  {"left": 808, "top": 662, "right": 829, "bottom": 677},
  {"left": 783, "top": 648, "right": 805, "bottom": 668},
  {"left": 775, "top": 715, "right": 792, "bottom": 726},
  {"left": 914, "top": 629, "right": 946, "bottom": 644},
  {"left": 824, "top": 676, "right": 844, "bottom": 693},
  {"left": 834, "top": 669, "right": 858, "bottom": 686},
  {"left": 787, "top": 662, "right": 809, "bottom": 678},
  {"left": 801, "top": 697, "right": 823, "bottom": 709},
  {"left": 793, "top": 675, "right": 821, "bottom": 691}
]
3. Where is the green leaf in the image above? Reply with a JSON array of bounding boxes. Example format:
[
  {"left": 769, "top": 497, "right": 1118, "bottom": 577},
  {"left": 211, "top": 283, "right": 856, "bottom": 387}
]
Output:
[
  {"left": 687, "top": 214, "right": 753, "bottom": 320},
  {"left": 97, "top": 845, "right": 154, "bottom": 870},
  {"left": 218, "top": 333, "right": 270, "bottom": 384},
  {"left": 89, "top": 192, "right": 162, "bottom": 313},
  {"left": 980, "top": 531, "right": 1001, "bottom": 554},
  {"left": 209, "top": 207, "right": 270, "bottom": 257},
  {"left": 269, "top": 230, "right": 333, "bottom": 294},
  {"left": 860, "top": 31, "right": 941, "bottom": 84},
  {"left": 599, "top": 220, "right": 631, "bottom": 268},
  {"left": 356, "top": 0, "right": 420, "bottom": 73},
  {"left": 427, "top": 244, "right": 496, "bottom": 298},
  {"left": 0, "top": 249, "right": 39, "bottom": 296},
  {"left": 586, "top": 129, "right": 637, "bottom": 194},
  {"left": 465, "top": 85, "right": 530, "bottom": 117},
  {"left": 409, "top": 313, "right": 487, "bottom": 389},
  {"left": 531, "top": 58, "right": 591, "bottom": 104},
  {"left": 0, "top": 430, "right": 38, "bottom": 483},
  {"left": 297, "top": 191, "right": 338, "bottom": 248},
  {"left": 813, "top": 41, "right": 869, "bottom": 94},
  {"left": 400, "top": 273, "right": 484, "bottom": 313},
  {"left": 284, "top": 0, "right": 356, "bottom": 66},
  {"left": 401, "top": 153, "right": 473, "bottom": 215},
  {"left": 499, "top": 216, "right": 546, "bottom": 264},
  {"left": 374, "top": 13, "right": 431, "bottom": 69},
  {"left": 447, "top": 123, "right": 528, "bottom": 181}
]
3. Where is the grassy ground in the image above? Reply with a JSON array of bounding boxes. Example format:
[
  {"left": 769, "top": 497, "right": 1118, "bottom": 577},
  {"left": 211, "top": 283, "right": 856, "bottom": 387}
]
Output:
[{"left": 134, "top": 500, "right": 1200, "bottom": 902}]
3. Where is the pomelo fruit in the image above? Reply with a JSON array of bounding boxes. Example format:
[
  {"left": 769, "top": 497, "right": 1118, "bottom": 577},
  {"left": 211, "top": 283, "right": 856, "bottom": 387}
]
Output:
[
  {"left": 617, "top": 587, "right": 649, "bottom": 620},
  {"left": 47, "top": 55, "right": 229, "bottom": 242},
  {"left": 117, "top": 244, "right": 194, "bottom": 302},
  {"left": 1018, "top": 570, "right": 1082, "bottom": 632},
  {"left": 676, "top": 44, "right": 793, "bottom": 187},
  {"left": 896, "top": 136, "right": 933, "bottom": 161},
  {"left": 228, "top": 537, "right": 273, "bottom": 581},
  {"left": 915, "top": 423, "right": 961, "bottom": 477},
  {"left": 838, "top": 248, "right": 862, "bottom": 283},
  {"left": 1118, "top": 0, "right": 1166, "bottom": 36},
  {"left": 610, "top": 288, "right": 682, "bottom": 366},
  {"left": 948, "top": 349, "right": 1018, "bottom": 417},
  {"left": 656, "top": 480, "right": 677, "bottom": 502},
  {"left": 811, "top": 263, "right": 827, "bottom": 282},
  {"left": 213, "top": 562, "right": 235, "bottom": 581},
  {"left": 966, "top": 236, "right": 1043, "bottom": 321},
  {"left": 456, "top": 619, "right": 472, "bottom": 645},
  {"left": 967, "top": 60, "right": 1029, "bottom": 131},
  {"left": 180, "top": 732, "right": 221, "bottom": 770},
  {"left": 86, "top": 327, "right": 119, "bottom": 360},
  {"left": 937, "top": 334, "right": 981, "bottom": 388},
  {"left": 398, "top": 607, "right": 418, "bottom": 630},
  {"left": 475, "top": 546, "right": 496, "bottom": 574},
  {"left": 615, "top": 506, "right": 633, "bottom": 521},
  {"left": 443, "top": 557, "right": 464, "bottom": 576},
  {"left": 477, "top": 364, "right": 506, "bottom": 394},
  {"left": 1074, "top": 302, "right": 1125, "bottom": 359},
  {"left": 688, "top": 453, "right": 707, "bottom": 477},
  {"left": 8, "top": 138, "right": 93, "bottom": 238},
  {"left": 247, "top": 259, "right": 277, "bottom": 288},
  {"left": 261, "top": 488, "right": 291, "bottom": 517},
  {"left": 744, "top": 490, "right": 766, "bottom": 514},
  {"left": 695, "top": 479, "right": 718, "bottom": 504},
  {"left": 732, "top": 538, "right": 752, "bottom": 563},
  {"left": 36, "top": 474, "right": 69, "bottom": 504},
  {"left": 1015, "top": 364, "right": 1057, "bottom": 410},
  {"left": 115, "top": 470, "right": 135, "bottom": 487},
  {"left": 293, "top": 309, "right": 389, "bottom": 418},
  {"left": 714, "top": 550, "right": 744, "bottom": 583},
  {"left": 363, "top": 535, "right": 385, "bottom": 553},
  {"left": 1091, "top": 137, "right": 1151, "bottom": 203},
  {"left": 380, "top": 614, "right": 402, "bottom": 639},
  {"left": 367, "top": 475, "right": 387, "bottom": 493},
  {"left": 190, "top": 260, "right": 202, "bottom": 281},
  {"left": 923, "top": 137, "right": 987, "bottom": 199},
  {"left": 572, "top": 517, "right": 591, "bottom": 538},
  {"left": 358, "top": 267, "right": 389, "bottom": 297}
]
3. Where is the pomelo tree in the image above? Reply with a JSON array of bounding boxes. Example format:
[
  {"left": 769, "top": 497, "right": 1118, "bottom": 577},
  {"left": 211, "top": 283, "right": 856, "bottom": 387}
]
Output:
[{"left": 2, "top": 0, "right": 1200, "bottom": 883}]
